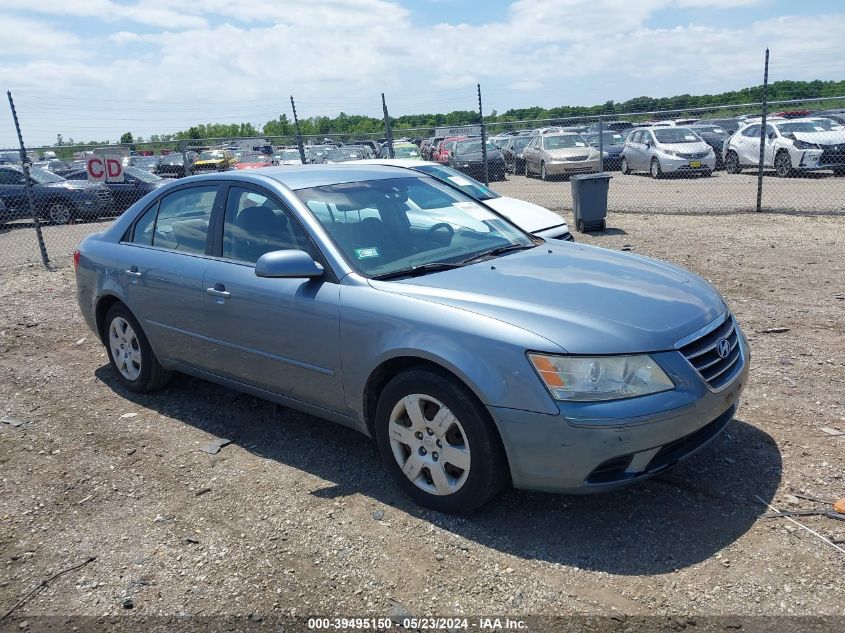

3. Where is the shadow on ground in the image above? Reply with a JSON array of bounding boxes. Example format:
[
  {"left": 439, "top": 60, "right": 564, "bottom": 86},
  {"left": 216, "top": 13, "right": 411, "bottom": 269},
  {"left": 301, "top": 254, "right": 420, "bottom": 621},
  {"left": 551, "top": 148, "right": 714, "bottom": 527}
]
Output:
[{"left": 96, "top": 366, "right": 782, "bottom": 577}]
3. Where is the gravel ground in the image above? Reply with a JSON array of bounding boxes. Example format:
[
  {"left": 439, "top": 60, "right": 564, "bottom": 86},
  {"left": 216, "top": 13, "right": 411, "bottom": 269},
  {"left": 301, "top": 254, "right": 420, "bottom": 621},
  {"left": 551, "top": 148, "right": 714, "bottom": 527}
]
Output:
[{"left": 0, "top": 211, "right": 844, "bottom": 626}]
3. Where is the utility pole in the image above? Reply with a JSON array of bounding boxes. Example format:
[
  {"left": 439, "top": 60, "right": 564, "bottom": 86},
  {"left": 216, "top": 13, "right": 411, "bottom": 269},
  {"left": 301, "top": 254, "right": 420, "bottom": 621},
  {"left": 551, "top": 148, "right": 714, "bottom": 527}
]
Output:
[
  {"left": 382, "top": 93, "right": 395, "bottom": 159},
  {"left": 7, "top": 91, "right": 50, "bottom": 269},
  {"left": 478, "top": 83, "right": 489, "bottom": 185},
  {"left": 756, "top": 48, "right": 770, "bottom": 212},
  {"left": 291, "top": 95, "right": 306, "bottom": 164}
]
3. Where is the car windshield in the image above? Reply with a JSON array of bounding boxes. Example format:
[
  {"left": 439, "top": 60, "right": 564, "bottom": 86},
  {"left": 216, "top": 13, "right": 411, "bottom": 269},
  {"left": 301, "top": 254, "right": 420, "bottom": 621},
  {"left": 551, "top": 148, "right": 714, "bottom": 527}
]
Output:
[
  {"left": 296, "top": 176, "right": 532, "bottom": 278},
  {"left": 807, "top": 119, "right": 839, "bottom": 131},
  {"left": 393, "top": 145, "right": 421, "bottom": 158},
  {"left": 276, "top": 150, "right": 301, "bottom": 160},
  {"left": 513, "top": 137, "right": 533, "bottom": 151},
  {"left": 124, "top": 166, "right": 162, "bottom": 183},
  {"left": 198, "top": 151, "right": 223, "bottom": 160},
  {"left": 135, "top": 158, "right": 158, "bottom": 168},
  {"left": 587, "top": 133, "right": 625, "bottom": 145},
  {"left": 544, "top": 135, "right": 588, "bottom": 149},
  {"left": 777, "top": 122, "right": 825, "bottom": 134},
  {"left": 414, "top": 164, "right": 500, "bottom": 201},
  {"left": 455, "top": 140, "right": 495, "bottom": 154},
  {"left": 327, "top": 148, "right": 364, "bottom": 161},
  {"left": 654, "top": 128, "right": 701, "bottom": 144},
  {"left": 28, "top": 167, "right": 65, "bottom": 184}
]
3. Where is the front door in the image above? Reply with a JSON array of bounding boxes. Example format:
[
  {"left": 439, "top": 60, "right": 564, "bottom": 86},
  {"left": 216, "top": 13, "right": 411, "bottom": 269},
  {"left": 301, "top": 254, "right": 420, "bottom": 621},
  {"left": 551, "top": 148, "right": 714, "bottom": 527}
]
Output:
[{"left": 200, "top": 185, "right": 344, "bottom": 413}]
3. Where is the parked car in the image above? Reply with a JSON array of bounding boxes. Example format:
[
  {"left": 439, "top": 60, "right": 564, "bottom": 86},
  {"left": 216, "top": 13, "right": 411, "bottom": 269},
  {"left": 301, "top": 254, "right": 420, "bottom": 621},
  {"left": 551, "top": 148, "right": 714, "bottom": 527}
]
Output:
[
  {"left": 131, "top": 157, "right": 162, "bottom": 173},
  {"left": 358, "top": 159, "right": 573, "bottom": 241},
  {"left": 447, "top": 138, "right": 506, "bottom": 181},
  {"left": 500, "top": 135, "right": 535, "bottom": 174},
  {"left": 156, "top": 152, "right": 196, "bottom": 178},
  {"left": 234, "top": 153, "right": 273, "bottom": 170},
  {"left": 65, "top": 166, "right": 172, "bottom": 212},
  {"left": 75, "top": 165, "right": 748, "bottom": 512},
  {"left": 432, "top": 136, "right": 466, "bottom": 164},
  {"left": 389, "top": 143, "right": 422, "bottom": 160},
  {"left": 697, "top": 118, "right": 743, "bottom": 135},
  {"left": 687, "top": 123, "right": 731, "bottom": 169},
  {"left": 723, "top": 119, "right": 845, "bottom": 177},
  {"left": 33, "top": 159, "right": 78, "bottom": 177},
  {"left": 0, "top": 165, "right": 113, "bottom": 224},
  {"left": 322, "top": 147, "right": 368, "bottom": 163},
  {"left": 622, "top": 127, "right": 715, "bottom": 178},
  {"left": 273, "top": 149, "right": 303, "bottom": 166},
  {"left": 193, "top": 149, "right": 236, "bottom": 172},
  {"left": 346, "top": 140, "right": 380, "bottom": 156},
  {"left": 305, "top": 146, "right": 333, "bottom": 164},
  {"left": 583, "top": 132, "right": 626, "bottom": 170},
  {"left": 523, "top": 133, "right": 601, "bottom": 180},
  {"left": 586, "top": 121, "right": 634, "bottom": 133}
]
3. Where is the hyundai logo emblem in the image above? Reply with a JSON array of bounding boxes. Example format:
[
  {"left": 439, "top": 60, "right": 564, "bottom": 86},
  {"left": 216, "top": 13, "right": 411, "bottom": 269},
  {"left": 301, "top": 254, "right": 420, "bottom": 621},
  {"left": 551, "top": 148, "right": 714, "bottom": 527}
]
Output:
[{"left": 716, "top": 338, "right": 731, "bottom": 359}]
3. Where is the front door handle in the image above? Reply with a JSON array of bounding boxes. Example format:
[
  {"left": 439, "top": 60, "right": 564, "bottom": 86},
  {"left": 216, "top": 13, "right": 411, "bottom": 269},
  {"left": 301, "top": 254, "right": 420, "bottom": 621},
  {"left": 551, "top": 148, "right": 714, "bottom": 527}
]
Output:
[
  {"left": 206, "top": 285, "right": 231, "bottom": 299},
  {"left": 124, "top": 266, "right": 142, "bottom": 278}
]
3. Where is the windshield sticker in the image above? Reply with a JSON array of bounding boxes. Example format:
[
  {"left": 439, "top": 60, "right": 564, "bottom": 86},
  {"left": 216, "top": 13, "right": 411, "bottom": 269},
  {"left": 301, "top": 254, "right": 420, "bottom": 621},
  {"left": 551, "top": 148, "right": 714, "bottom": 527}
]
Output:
[
  {"left": 354, "top": 247, "right": 380, "bottom": 259},
  {"left": 448, "top": 175, "right": 473, "bottom": 187},
  {"left": 575, "top": 142, "right": 586, "bottom": 147},
  {"left": 454, "top": 201, "right": 496, "bottom": 221},
  {"left": 814, "top": 127, "right": 824, "bottom": 132},
  {"left": 684, "top": 135, "right": 697, "bottom": 140}
]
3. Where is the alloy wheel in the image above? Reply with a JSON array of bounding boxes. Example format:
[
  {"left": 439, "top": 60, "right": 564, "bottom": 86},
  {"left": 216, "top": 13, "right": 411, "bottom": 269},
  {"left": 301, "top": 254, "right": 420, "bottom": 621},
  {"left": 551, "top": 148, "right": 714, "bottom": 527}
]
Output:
[
  {"left": 109, "top": 316, "right": 142, "bottom": 381},
  {"left": 48, "top": 204, "right": 71, "bottom": 225},
  {"left": 387, "top": 394, "right": 471, "bottom": 496}
]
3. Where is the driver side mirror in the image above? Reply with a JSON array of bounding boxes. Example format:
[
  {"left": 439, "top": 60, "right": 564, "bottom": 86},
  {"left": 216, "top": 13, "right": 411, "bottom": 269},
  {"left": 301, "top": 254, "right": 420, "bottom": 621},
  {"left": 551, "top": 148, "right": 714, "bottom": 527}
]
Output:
[{"left": 255, "top": 250, "right": 324, "bottom": 279}]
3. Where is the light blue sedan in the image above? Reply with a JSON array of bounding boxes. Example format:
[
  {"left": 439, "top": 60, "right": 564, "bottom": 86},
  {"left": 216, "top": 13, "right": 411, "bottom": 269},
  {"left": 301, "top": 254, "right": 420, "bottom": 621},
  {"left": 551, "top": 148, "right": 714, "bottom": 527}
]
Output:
[{"left": 75, "top": 165, "right": 749, "bottom": 513}]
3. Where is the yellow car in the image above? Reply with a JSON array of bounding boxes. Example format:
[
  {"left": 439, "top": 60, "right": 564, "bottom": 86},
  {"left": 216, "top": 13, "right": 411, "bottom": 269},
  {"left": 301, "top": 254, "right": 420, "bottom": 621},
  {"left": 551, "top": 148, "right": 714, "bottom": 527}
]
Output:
[{"left": 193, "top": 149, "right": 236, "bottom": 172}]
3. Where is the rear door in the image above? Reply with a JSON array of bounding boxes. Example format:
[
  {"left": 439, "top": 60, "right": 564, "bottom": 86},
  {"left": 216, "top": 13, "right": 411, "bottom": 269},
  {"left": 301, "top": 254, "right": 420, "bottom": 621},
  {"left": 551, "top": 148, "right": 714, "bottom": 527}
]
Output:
[
  {"left": 120, "top": 183, "right": 222, "bottom": 367},
  {"left": 0, "top": 168, "right": 29, "bottom": 218},
  {"left": 199, "top": 185, "right": 344, "bottom": 412},
  {"left": 737, "top": 125, "right": 760, "bottom": 166}
]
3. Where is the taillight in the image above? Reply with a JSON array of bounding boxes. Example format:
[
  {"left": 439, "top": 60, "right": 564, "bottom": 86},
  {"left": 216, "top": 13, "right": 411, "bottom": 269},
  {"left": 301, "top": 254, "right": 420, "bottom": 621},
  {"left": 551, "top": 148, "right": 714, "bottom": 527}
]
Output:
[{"left": 73, "top": 250, "right": 80, "bottom": 271}]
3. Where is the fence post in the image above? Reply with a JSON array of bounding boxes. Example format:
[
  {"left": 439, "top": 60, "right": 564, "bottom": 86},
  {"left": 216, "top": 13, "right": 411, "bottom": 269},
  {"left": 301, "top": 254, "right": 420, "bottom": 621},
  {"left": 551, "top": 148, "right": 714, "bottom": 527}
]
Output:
[
  {"left": 6, "top": 91, "right": 50, "bottom": 269},
  {"left": 756, "top": 48, "right": 770, "bottom": 212},
  {"left": 381, "top": 93, "right": 395, "bottom": 159},
  {"left": 179, "top": 140, "right": 192, "bottom": 178},
  {"left": 598, "top": 116, "right": 604, "bottom": 173},
  {"left": 477, "top": 83, "right": 489, "bottom": 186},
  {"left": 290, "top": 96, "right": 306, "bottom": 164}
]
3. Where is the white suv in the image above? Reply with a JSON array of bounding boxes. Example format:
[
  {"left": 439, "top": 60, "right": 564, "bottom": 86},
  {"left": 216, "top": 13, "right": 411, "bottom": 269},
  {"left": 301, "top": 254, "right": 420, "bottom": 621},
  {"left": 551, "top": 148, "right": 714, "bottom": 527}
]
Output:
[{"left": 724, "top": 119, "right": 845, "bottom": 177}]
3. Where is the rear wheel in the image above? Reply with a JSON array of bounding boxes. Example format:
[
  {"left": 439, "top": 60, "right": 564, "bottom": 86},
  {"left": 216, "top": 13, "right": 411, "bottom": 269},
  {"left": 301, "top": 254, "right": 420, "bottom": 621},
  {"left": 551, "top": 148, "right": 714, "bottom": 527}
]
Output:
[
  {"left": 621, "top": 156, "right": 631, "bottom": 175},
  {"left": 775, "top": 151, "right": 794, "bottom": 178},
  {"left": 46, "top": 202, "right": 73, "bottom": 225},
  {"left": 104, "top": 303, "right": 172, "bottom": 393},
  {"left": 374, "top": 368, "right": 507, "bottom": 513},
  {"left": 650, "top": 158, "right": 663, "bottom": 179},
  {"left": 540, "top": 161, "right": 548, "bottom": 181},
  {"left": 725, "top": 151, "right": 741, "bottom": 174}
]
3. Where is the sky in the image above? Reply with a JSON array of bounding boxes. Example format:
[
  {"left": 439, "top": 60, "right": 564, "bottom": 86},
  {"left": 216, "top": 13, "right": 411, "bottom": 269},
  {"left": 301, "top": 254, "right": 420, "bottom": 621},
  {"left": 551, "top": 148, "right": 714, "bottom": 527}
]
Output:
[{"left": 1, "top": 0, "right": 845, "bottom": 147}]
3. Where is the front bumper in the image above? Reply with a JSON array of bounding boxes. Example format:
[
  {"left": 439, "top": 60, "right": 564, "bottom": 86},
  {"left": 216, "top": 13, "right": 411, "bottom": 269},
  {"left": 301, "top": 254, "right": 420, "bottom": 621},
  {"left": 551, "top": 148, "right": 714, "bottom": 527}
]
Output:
[
  {"left": 544, "top": 158, "right": 601, "bottom": 175},
  {"left": 791, "top": 148, "right": 845, "bottom": 170},
  {"left": 488, "top": 330, "right": 750, "bottom": 493},
  {"left": 660, "top": 154, "right": 716, "bottom": 173}
]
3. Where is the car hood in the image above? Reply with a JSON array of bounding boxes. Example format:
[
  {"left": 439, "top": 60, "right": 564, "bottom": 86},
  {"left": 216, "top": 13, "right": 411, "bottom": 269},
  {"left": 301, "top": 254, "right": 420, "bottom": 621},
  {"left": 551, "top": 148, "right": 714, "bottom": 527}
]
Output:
[
  {"left": 484, "top": 196, "right": 568, "bottom": 233},
  {"left": 597, "top": 144, "right": 624, "bottom": 155},
  {"left": 455, "top": 151, "right": 502, "bottom": 162},
  {"left": 369, "top": 242, "right": 726, "bottom": 354},
  {"left": 41, "top": 180, "right": 101, "bottom": 191},
  {"left": 546, "top": 147, "right": 595, "bottom": 159},
  {"left": 792, "top": 130, "right": 845, "bottom": 145},
  {"left": 195, "top": 158, "right": 225, "bottom": 165}
]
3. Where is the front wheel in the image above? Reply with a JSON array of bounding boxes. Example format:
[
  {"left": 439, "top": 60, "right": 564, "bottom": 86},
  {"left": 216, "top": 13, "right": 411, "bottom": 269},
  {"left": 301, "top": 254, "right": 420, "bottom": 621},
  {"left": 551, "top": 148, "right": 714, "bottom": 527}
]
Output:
[
  {"left": 775, "top": 151, "right": 794, "bottom": 178},
  {"left": 650, "top": 158, "right": 663, "bottom": 179},
  {"left": 104, "top": 303, "right": 172, "bottom": 393},
  {"left": 621, "top": 156, "right": 631, "bottom": 175},
  {"left": 46, "top": 202, "right": 73, "bottom": 225},
  {"left": 540, "top": 161, "right": 548, "bottom": 181},
  {"left": 374, "top": 368, "right": 508, "bottom": 513}
]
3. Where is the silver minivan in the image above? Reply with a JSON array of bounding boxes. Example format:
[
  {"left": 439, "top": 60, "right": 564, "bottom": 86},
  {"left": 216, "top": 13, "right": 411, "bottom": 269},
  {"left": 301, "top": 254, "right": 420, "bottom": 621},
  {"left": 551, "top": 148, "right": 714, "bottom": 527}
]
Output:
[{"left": 622, "top": 127, "right": 716, "bottom": 178}]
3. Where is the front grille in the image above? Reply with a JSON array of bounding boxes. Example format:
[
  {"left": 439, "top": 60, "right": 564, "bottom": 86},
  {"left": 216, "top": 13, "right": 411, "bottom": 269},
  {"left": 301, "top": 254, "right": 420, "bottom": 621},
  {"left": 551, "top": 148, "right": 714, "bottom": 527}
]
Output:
[
  {"left": 679, "top": 151, "right": 708, "bottom": 159},
  {"left": 678, "top": 314, "right": 742, "bottom": 391},
  {"left": 561, "top": 231, "right": 574, "bottom": 242},
  {"left": 95, "top": 189, "right": 113, "bottom": 205},
  {"left": 567, "top": 155, "right": 589, "bottom": 161},
  {"left": 819, "top": 146, "right": 845, "bottom": 165}
]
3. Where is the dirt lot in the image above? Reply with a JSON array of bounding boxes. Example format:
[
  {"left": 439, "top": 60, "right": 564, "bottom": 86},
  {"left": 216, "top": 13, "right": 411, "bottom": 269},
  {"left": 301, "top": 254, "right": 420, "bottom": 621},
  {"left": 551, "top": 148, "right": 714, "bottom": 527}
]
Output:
[{"left": 1, "top": 210, "right": 844, "bottom": 626}]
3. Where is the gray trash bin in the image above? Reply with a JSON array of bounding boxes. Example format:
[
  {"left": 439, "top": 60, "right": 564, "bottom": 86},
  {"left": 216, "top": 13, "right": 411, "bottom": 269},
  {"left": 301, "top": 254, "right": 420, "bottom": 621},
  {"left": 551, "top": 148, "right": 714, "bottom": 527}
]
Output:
[{"left": 570, "top": 173, "right": 611, "bottom": 232}]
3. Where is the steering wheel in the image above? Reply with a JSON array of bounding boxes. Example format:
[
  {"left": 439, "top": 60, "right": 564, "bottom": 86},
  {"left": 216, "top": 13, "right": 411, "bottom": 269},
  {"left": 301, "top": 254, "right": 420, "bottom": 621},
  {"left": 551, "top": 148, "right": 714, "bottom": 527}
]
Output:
[{"left": 425, "top": 222, "right": 454, "bottom": 242}]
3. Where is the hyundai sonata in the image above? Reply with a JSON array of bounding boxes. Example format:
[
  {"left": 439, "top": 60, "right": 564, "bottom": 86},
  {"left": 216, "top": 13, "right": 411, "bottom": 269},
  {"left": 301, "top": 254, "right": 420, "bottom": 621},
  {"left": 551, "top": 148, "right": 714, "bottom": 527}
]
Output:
[{"left": 76, "top": 165, "right": 749, "bottom": 513}]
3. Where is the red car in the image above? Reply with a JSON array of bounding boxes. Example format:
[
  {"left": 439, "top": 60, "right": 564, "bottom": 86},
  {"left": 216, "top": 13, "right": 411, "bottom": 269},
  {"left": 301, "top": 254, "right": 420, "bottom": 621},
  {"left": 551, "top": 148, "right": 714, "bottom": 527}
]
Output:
[
  {"left": 234, "top": 153, "right": 272, "bottom": 170},
  {"left": 432, "top": 136, "right": 467, "bottom": 164}
]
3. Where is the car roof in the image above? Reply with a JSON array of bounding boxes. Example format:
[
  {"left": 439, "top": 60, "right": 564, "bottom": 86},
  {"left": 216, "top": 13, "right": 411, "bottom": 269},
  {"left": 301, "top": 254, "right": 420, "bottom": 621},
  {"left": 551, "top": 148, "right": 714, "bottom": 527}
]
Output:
[{"left": 216, "top": 164, "right": 426, "bottom": 190}]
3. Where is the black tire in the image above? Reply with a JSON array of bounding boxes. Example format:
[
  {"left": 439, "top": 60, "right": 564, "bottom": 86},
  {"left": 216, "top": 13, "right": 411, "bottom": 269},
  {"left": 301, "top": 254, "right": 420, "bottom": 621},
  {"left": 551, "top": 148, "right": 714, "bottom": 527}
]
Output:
[
  {"left": 775, "top": 151, "right": 794, "bottom": 178},
  {"left": 834, "top": 167, "right": 845, "bottom": 177},
  {"left": 374, "top": 368, "right": 508, "bottom": 514},
  {"left": 621, "top": 156, "right": 631, "bottom": 175},
  {"left": 524, "top": 160, "right": 531, "bottom": 178},
  {"left": 725, "top": 151, "right": 741, "bottom": 174},
  {"left": 650, "top": 158, "right": 663, "bottom": 179},
  {"left": 104, "top": 303, "right": 172, "bottom": 393},
  {"left": 577, "top": 219, "right": 585, "bottom": 233},
  {"left": 540, "top": 161, "right": 548, "bottom": 181}
]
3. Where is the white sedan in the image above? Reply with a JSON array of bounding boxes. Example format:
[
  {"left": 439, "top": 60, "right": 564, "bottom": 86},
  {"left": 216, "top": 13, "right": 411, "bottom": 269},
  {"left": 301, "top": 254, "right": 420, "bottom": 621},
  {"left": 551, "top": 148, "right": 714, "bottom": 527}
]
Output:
[
  {"left": 357, "top": 159, "right": 573, "bottom": 240},
  {"left": 724, "top": 119, "right": 845, "bottom": 177}
]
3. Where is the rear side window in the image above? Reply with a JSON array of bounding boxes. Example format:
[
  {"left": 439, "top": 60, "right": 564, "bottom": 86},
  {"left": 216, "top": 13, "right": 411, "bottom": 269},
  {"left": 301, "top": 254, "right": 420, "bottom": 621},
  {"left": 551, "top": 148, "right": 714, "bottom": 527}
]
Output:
[{"left": 129, "top": 186, "right": 217, "bottom": 254}]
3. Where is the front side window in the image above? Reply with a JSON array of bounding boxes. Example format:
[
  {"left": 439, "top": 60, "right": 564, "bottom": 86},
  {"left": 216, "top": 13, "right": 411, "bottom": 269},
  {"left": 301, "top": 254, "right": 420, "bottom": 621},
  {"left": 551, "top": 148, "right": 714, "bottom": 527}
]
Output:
[
  {"left": 147, "top": 186, "right": 217, "bottom": 254},
  {"left": 223, "top": 187, "right": 313, "bottom": 264},
  {"left": 295, "top": 176, "right": 533, "bottom": 279}
]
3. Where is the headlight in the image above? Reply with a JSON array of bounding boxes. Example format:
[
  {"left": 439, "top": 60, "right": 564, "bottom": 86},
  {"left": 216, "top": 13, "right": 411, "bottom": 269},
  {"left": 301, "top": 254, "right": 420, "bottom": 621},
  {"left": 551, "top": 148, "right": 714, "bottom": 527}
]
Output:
[
  {"left": 793, "top": 139, "right": 820, "bottom": 150},
  {"left": 528, "top": 353, "right": 675, "bottom": 402},
  {"left": 660, "top": 148, "right": 679, "bottom": 157}
]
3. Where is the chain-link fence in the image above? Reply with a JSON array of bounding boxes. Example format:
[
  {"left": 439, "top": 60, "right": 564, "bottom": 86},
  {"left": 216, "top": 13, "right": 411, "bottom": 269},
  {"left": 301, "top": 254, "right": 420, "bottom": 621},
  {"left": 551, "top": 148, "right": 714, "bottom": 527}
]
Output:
[{"left": 3, "top": 66, "right": 845, "bottom": 269}]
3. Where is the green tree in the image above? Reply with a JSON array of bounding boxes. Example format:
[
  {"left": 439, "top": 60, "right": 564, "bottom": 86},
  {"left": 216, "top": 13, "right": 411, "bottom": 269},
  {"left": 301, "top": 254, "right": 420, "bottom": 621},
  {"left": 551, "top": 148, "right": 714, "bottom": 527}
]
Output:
[{"left": 120, "top": 132, "right": 134, "bottom": 144}]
